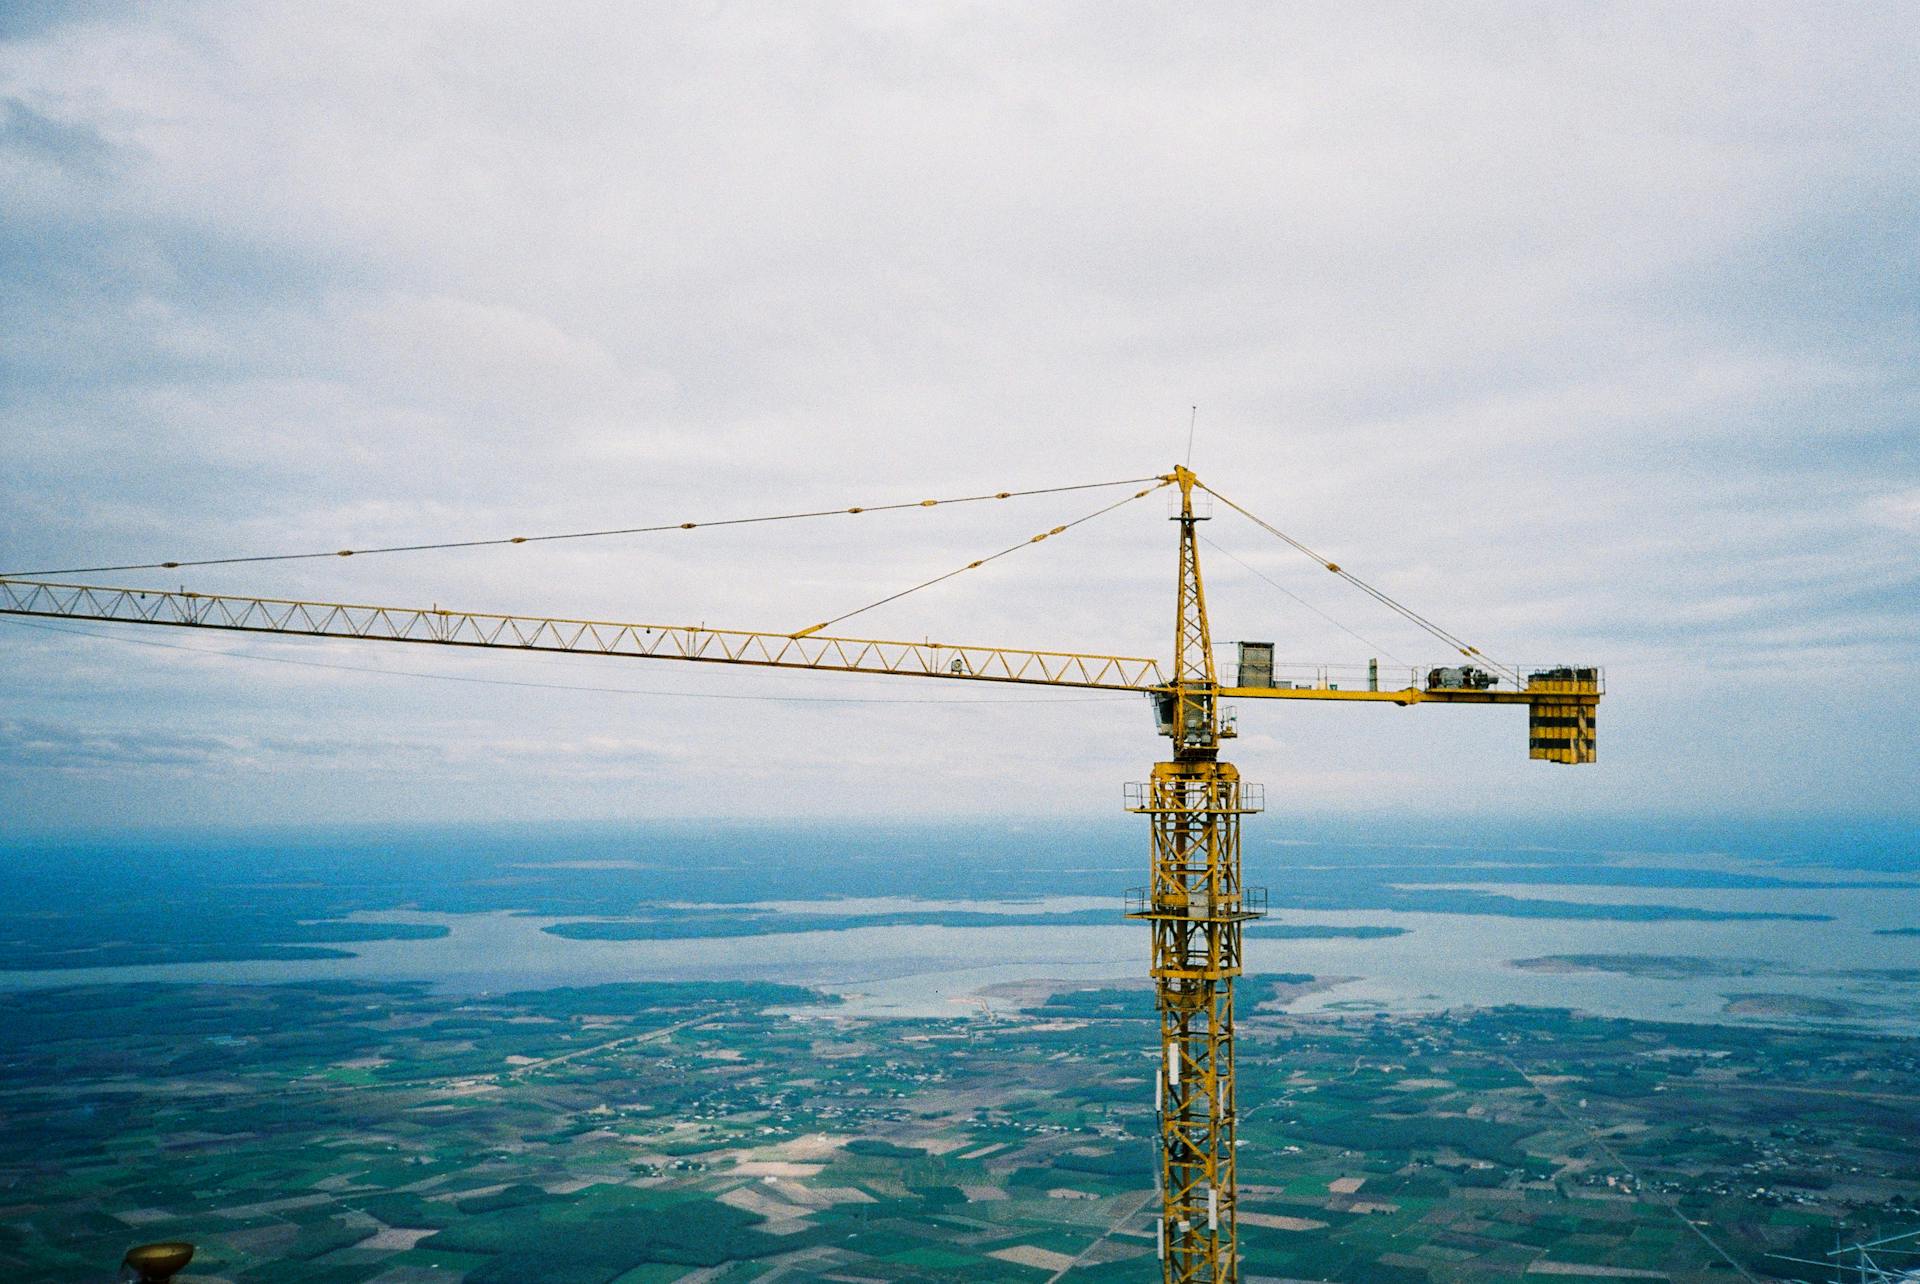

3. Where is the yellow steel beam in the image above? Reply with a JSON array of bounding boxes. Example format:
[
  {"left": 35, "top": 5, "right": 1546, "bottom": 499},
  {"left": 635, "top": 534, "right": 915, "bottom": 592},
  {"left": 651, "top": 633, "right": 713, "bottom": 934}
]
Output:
[
  {"left": 1133, "top": 761, "right": 1252, "bottom": 1281},
  {"left": 0, "top": 580, "right": 1604, "bottom": 714},
  {"left": 1218, "top": 685, "right": 1598, "bottom": 706},
  {"left": 0, "top": 578, "right": 1167, "bottom": 692}
]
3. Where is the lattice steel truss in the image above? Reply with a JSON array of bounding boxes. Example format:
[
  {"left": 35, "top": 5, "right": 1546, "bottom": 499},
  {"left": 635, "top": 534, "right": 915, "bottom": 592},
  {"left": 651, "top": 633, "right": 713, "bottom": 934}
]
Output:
[
  {"left": 1128, "top": 763, "right": 1264, "bottom": 1282},
  {"left": 1121, "top": 467, "right": 1267, "bottom": 1282},
  {"left": 0, "top": 579, "right": 1165, "bottom": 691}
]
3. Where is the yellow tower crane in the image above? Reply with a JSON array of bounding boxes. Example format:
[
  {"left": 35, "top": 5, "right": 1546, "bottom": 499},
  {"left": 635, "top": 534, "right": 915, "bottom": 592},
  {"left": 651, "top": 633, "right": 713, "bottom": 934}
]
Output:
[{"left": 0, "top": 465, "right": 1600, "bottom": 1284}]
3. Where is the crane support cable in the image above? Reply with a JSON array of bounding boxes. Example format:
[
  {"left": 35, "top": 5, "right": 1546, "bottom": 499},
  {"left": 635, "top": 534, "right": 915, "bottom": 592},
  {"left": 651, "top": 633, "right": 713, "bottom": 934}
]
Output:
[
  {"left": 1197, "top": 534, "right": 1408, "bottom": 666},
  {"left": 3, "top": 476, "right": 1163, "bottom": 578},
  {"left": 1199, "top": 482, "right": 1522, "bottom": 685},
  {"left": 792, "top": 479, "right": 1174, "bottom": 639}
]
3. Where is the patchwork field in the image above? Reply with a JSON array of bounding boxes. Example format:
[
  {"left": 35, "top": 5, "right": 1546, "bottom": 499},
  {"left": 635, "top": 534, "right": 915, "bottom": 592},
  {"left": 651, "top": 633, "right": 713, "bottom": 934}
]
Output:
[{"left": 1, "top": 978, "right": 1914, "bottom": 1282}]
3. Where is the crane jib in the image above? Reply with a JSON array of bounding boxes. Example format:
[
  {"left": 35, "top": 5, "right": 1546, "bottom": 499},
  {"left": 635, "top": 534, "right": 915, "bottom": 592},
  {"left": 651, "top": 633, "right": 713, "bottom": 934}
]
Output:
[
  {"left": 0, "top": 578, "right": 1600, "bottom": 729},
  {"left": 0, "top": 578, "right": 1167, "bottom": 693}
]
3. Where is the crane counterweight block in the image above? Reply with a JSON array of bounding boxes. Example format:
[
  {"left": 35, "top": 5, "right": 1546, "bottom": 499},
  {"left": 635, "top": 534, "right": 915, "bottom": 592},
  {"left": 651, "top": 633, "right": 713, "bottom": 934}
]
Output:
[{"left": 1524, "top": 667, "right": 1601, "bottom": 764}]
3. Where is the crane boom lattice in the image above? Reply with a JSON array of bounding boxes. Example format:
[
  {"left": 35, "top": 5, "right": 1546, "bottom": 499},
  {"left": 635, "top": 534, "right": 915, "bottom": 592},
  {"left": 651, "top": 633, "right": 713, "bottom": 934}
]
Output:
[{"left": 0, "top": 579, "right": 1166, "bottom": 691}]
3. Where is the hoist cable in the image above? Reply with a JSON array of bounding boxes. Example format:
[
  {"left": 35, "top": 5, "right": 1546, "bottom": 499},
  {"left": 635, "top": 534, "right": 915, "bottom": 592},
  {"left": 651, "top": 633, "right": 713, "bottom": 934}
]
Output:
[
  {"left": 1197, "top": 535, "right": 1409, "bottom": 666},
  {"left": 792, "top": 479, "right": 1174, "bottom": 638},
  {"left": 1199, "top": 483, "right": 1522, "bottom": 684},
  {"left": 0, "top": 616, "right": 1131, "bottom": 706},
  {"left": 3, "top": 476, "right": 1163, "bottom": 578}
]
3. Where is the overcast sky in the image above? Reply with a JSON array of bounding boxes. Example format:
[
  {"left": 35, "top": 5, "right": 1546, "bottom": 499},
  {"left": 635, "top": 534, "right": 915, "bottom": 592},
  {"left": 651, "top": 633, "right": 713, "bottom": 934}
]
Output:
[{"left": 2, "top": 3, "right": 1915, "bottom": 833}]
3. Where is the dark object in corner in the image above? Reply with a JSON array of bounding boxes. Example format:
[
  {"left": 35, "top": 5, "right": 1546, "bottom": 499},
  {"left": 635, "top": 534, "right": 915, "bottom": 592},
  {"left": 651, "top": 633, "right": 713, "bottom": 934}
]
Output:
[{"left": 122, "top": 1242, "right": 194, "bottom": 1283}]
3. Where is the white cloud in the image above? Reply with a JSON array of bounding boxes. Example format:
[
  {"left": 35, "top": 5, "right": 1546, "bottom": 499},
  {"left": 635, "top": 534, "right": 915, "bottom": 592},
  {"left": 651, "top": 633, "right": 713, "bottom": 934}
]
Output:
[
  {"left": 1866, "top": 488, "right": 1920, "bottom": 534},
  {"left": 2, "top": 3, "right": 1916, "bottom": 826}
]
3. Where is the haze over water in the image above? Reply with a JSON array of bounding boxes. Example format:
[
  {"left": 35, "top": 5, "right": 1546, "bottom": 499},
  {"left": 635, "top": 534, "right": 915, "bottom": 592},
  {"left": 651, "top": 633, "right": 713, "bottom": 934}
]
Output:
[{"left": 4, "top": 817, "right": 1914, "bottom": 1033}]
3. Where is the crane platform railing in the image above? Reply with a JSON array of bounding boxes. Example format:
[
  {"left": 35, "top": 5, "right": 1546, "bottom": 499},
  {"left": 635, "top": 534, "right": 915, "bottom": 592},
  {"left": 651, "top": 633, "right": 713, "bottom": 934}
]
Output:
[
  {"left": 1124, "top": 885, "right": 1269, "bottom": 920},
  {"left": 1224, "top": 653, "right": 1604, "bottom": 701}
]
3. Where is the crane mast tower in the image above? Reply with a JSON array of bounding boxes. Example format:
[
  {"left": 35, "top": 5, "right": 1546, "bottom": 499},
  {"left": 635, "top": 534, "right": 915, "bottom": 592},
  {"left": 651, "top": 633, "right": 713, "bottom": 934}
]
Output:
[{"left": 1130, "top": 466, "right": 1259, "bottom": 1278}]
